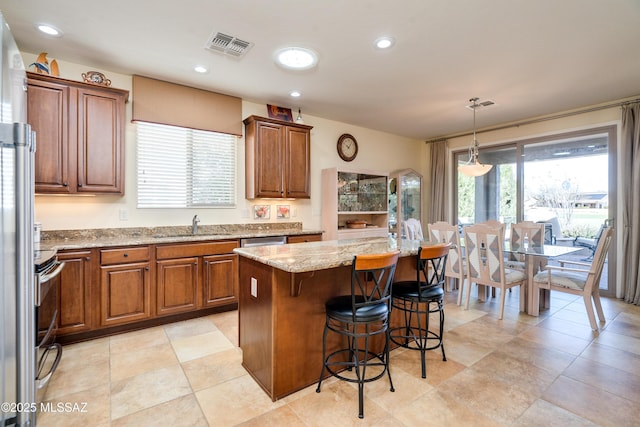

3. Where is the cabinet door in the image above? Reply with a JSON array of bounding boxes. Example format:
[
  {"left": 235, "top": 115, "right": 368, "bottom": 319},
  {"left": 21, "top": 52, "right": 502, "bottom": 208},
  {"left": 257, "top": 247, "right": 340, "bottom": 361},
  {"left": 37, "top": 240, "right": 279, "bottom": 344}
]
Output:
[
  {"left": 156, "top": 257, "right": 199, "bottom": 316},
  {"left": 255, "top": 121, "right": 285, "bottom": 197},
  {"left": 56, "top": 250, "right": 92, "bottom": 335},
  {"left": 285, "top": 126, "right": 311, "bottom": 198},
  {"left": 76, "top": 87, "right": 125, "bottom": 194},
  {"left": 28, "top": 78, "right": 72, "bottom": 193},
  {"left": 100, "top": 262, "right": 151, "bottom": 326},
  {"left": 203, "top": 254, "right": 238, "bottom": 308}
]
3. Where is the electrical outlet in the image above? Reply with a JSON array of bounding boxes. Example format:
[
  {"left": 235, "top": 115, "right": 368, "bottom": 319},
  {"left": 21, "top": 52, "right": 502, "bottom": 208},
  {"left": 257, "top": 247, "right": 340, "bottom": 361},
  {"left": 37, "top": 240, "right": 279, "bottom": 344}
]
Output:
[
  {"left": 241, "top": 208, "right": 250, "bottom": 219},
  {"left": 119, "top": 208, "right": 129, "bottom": 221},
  {"left": 250, "top": 277, "right": 258, "bottom": 297}
]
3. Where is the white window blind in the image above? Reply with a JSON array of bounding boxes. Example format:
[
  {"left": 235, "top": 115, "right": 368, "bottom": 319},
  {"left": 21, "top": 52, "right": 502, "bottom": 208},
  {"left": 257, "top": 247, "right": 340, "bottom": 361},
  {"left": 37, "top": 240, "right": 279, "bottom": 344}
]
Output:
[{"left": 137, "top": 122, "right": 236, "bottom": 208}]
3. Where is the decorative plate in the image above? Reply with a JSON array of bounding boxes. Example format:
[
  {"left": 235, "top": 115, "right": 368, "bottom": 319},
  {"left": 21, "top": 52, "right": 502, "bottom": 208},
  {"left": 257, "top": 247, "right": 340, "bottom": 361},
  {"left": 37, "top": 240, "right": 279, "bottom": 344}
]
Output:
[{"left": 82, "top": 71, "right": 111, "bottom": 86}]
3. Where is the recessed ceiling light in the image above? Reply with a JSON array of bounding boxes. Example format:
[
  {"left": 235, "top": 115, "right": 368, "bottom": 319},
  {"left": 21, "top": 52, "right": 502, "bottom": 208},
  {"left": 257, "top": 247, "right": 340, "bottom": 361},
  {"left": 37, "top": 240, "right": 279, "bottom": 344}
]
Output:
[
  {"left": 194, "top": 65, "right": 208, "bottom": 73},
  {"left": 35, "top": 23, "right": 63, "bottom": 37},
  {"left": 274, "top": 47, "right": 318, "bottom": 70},
  {"left": 289, "top": 90, "right": 301, "bottom": 97},
  {"left": 374, "top": 36, "right": 395, "bottom": 49}
]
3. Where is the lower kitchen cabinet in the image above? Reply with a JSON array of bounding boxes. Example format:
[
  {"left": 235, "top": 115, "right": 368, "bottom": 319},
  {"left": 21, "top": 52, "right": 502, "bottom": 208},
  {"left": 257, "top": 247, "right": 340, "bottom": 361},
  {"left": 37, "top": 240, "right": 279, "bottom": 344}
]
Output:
[
  {"left": 100, "top": 247, "right": 152, "bottom": 327},
  {"left": 203, "top": 254, "right": 238, "bottom": 308},
  {"left": 156, "top": 257, "right": 199, "bottom": 316},
  {"left": 56, "top": 249, "right": 93, "bottom": 335},
  {"left": 54, "top": 239, "right": 240, "bottom": 342}
]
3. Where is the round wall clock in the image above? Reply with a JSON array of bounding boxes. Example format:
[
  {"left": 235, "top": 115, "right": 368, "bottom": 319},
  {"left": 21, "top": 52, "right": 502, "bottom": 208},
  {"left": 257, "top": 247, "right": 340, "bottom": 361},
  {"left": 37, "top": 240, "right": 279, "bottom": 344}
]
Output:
[{"left": 337, "top": 133, "right": 358, "bottom": 162}]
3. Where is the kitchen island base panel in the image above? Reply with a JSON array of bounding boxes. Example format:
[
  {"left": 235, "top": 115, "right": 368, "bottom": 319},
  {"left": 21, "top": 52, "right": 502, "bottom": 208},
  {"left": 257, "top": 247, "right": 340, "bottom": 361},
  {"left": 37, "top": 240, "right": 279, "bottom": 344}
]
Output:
[{"left": 238, "top": 255, "right": 417, "bottom": 401}]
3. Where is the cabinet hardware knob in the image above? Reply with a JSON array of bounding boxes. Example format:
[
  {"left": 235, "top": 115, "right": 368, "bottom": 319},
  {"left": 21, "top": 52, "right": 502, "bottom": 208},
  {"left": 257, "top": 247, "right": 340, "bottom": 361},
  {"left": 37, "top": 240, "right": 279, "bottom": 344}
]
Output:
[
  {"left": 123, "top": 253, "right": 128, "bottom": 257},
  {"left": 63, "top": 182, "right": 68, "bottom": 187},
  {"left": 145, "top": 267, "right": 149, "bottom": 271},
  {"left": 85, "top": 257, "right": 90, "bottom": 261},
  {"left": 78, "top": 183, "right": 83, "bottom": 187}
]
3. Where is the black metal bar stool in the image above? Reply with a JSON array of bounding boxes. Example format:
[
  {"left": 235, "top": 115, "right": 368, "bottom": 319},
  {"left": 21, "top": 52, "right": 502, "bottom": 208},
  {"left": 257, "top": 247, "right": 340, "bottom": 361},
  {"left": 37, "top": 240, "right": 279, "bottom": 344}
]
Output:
[
  {"left": 389, "top": 243, "right": 450, "bottom": 379},
  {"left": 316, "top": 251, "right": 400, "bottom": 419}
]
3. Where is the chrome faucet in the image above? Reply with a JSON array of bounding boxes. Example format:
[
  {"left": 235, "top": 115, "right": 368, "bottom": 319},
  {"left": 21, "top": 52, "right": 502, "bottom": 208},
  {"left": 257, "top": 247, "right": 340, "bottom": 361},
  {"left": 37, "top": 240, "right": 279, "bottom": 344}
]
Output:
[{"left": 192, "top": 214, "right": 200, "bottom": 235}]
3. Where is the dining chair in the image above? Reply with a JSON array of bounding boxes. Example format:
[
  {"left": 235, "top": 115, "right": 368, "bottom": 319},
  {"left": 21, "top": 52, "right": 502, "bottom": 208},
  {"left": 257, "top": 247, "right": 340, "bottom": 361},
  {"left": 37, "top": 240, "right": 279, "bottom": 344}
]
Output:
[
  {"left": 427, "top": 221, "right": 467, "bottom": 305},
  {"left": 316, "top": 251, "right": 400, "bottom": 419},
  {"left": 403, "top": 218, "right": 424, "bottom": 240},
  {"left": 463, "top": 223, "right": 526, "bottom": 319},
  {"left": 506, "top": 221, "right": 547, "bottom": 272},
  {"left": 389, "top": 243, "right": 450, "bottom": 379},
  {"left": 532, "top": 226, "right": 613, "bottom": 330}
]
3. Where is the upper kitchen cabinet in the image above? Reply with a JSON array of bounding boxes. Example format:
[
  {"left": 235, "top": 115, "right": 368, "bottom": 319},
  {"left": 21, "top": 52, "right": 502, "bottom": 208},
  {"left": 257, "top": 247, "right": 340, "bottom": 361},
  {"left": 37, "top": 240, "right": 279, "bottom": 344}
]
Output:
[
  {"left": 27, "top": 72, "right": 129, "bottom": 194},
  {"left": 243, "top": 115, "right": 312, "bottom": 199}
]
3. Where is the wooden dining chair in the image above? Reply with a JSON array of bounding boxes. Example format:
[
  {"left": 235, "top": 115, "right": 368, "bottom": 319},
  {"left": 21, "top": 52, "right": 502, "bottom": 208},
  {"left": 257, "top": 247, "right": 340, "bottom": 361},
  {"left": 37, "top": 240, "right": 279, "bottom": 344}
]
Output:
[
  {"left": 532, "top": 226, "right": 613, "bottom": 330},
  {"left": 506, "top": 221, "right": 547, "bottom": 272},
  {"left": 463, "top": 223, "right": 526, "bottom": 319},
  {"left": 427, "top": 221, "right": 466, "bottom": 305},
  {"left": 403, "top": 218, "right": 424, "bottom": 240}
]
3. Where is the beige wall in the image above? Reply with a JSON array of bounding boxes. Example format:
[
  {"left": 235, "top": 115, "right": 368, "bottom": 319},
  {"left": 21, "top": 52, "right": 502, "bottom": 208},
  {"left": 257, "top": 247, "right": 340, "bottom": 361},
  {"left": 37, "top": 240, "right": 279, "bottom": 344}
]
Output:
[{"left": 26, "top": 54, "right": 425, "bottom": 231}]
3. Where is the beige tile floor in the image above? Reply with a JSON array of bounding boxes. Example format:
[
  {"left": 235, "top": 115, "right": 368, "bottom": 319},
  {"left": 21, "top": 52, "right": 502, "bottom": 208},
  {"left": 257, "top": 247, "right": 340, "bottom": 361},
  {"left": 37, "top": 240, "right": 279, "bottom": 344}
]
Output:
[{"left": 38, "top": 288, "right": 640, "bottom": 426}]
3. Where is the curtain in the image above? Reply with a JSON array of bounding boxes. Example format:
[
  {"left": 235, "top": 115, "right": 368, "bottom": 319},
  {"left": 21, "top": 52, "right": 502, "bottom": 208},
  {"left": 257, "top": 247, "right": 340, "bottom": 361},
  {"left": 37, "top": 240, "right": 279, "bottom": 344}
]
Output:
[
  {"left": 621, "top": 102, "right": 640, "bottom": 304},
  {"left": 427, "top": 141, "right": 447, "bottom": 223}
]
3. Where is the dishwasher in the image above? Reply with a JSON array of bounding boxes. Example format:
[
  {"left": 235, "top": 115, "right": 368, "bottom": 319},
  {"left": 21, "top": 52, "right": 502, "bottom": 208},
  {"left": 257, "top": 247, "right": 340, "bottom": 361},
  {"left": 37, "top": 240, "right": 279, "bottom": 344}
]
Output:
[{"left": 240, "top": 235, "right": 287, "bottom": 247}]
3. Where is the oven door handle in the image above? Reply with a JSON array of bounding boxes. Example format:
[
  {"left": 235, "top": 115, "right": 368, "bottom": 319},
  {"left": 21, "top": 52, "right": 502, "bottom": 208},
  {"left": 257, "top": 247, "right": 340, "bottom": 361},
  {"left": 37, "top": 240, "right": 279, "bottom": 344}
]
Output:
[{"left": 40, "top": 261, "right": 65, "bottom": 284}]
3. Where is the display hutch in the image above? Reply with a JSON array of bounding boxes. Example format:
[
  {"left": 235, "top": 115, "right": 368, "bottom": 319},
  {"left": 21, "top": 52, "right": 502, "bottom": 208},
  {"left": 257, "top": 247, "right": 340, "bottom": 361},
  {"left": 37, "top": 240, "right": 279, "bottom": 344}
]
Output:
[
  {"left": 388, "top": 168, "right": 423, "bottom": 239},
  {"left": 321, "top": 168, "right": 389, "bottom": 240}
]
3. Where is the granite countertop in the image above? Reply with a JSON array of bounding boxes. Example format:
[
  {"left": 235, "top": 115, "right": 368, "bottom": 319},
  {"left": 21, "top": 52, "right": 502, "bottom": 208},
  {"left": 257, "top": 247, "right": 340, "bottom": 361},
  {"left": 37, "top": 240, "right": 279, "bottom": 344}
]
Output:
[
  {"left": 38, "top": 222, "right": 323, "bottom": 251},
  {"left": 233, "top": 237, "right": 424, "bottom": 273}
]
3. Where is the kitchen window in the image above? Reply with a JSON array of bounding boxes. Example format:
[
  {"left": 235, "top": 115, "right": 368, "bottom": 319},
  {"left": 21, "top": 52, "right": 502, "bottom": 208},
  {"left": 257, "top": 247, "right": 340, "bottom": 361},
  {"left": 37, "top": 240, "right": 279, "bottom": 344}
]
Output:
[{"left": 136, "top": 122, "right": 237, "bottom": 208}]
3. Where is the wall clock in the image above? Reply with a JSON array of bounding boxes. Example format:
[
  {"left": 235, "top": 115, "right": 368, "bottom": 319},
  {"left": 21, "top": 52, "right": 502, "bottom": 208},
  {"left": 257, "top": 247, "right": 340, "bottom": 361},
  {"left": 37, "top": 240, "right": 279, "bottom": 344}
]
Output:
[{"left": 337, "top": 133, "right": 358, "bottom": 162}]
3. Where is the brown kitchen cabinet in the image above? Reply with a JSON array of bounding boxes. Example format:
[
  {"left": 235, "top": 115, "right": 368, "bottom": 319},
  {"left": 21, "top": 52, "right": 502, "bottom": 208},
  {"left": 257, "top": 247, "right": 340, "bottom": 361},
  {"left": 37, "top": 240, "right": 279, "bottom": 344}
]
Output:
[
  {"left": 156, "top": 240, "right": 239, "bottom": 313},
  {"left": 244, "top": 115, "right": 312, "bottom": 199},
  {"left": 55, "top": 249, "right": 93, "bottom": 335},
  {"left": 203, "top": 254, "right": 238, "bottom": 308},
  {"left": 156, "top": 257, "right": 199, "bottom": 316},
  {"left": 99, "top": 247, "right": 152, "bottom": 327},
  {"left": 286, "top": 233, "right": 323, "bottom": 244},
  {"left": 27, "top": 72, "right": 129, "bottom": 194}
]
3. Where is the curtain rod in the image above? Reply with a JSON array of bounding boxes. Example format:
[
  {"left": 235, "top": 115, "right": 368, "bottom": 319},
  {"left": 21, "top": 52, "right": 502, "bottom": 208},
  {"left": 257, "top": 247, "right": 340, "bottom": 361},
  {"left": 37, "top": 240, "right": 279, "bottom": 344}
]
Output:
[{"left": 425, "top": 96, "right": 640, "bottom": 144}]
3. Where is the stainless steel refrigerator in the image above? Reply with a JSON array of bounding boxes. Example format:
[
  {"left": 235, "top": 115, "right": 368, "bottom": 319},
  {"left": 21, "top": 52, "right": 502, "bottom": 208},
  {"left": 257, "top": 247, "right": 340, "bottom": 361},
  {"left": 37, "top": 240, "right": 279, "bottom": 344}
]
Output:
[{"left": 0, "top": 12, "right": 36, "bottom": 427}]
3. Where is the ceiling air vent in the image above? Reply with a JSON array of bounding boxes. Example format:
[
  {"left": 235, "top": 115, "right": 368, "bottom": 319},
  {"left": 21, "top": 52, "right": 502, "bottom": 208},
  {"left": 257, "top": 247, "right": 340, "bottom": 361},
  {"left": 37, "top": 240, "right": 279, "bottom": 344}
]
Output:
[{"left": 205, "top": 32, "right": 253, "bottom": 58}]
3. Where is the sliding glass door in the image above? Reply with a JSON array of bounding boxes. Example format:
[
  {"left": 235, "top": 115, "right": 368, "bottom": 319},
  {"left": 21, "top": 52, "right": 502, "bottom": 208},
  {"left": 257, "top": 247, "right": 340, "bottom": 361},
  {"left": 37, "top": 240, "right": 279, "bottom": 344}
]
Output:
[{"left": 455, "top": 126, "right": 617, "bottom": 295}]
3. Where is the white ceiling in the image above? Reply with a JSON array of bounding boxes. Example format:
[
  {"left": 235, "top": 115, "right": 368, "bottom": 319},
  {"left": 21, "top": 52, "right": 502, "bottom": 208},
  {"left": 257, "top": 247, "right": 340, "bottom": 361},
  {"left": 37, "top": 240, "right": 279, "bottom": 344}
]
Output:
[{"left": 2, "top": 0, "right": 639, "bottom": 140}]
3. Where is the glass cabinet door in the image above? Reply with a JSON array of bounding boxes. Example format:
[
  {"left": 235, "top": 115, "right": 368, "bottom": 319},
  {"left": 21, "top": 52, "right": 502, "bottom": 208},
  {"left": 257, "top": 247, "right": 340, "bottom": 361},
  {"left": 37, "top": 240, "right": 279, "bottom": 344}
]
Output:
[{"left": 389, "top": 169, "right": 423, "bottom": 238}]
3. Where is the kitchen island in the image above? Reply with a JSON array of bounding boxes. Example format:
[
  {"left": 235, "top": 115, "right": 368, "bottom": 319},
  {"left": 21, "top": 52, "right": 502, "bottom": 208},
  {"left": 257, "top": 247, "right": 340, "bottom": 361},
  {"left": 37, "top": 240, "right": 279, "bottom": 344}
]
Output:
[{"left": 234, "top": 237, "right": 423, "bottom": 401}]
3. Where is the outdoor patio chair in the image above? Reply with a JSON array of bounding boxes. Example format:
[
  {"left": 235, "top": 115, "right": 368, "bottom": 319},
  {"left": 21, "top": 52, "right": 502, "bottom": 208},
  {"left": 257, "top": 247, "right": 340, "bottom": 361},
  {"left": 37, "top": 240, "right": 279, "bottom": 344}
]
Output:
[{"left": 574, "top": 220, "right": 609, "bottom": 260}]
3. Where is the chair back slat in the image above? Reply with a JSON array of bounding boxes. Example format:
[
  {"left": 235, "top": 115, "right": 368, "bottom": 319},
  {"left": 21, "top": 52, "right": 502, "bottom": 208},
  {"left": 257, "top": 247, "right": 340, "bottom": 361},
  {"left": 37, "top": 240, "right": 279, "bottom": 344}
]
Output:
[{"left": 415, "top": 244, "right": 450, "bottom": 300}]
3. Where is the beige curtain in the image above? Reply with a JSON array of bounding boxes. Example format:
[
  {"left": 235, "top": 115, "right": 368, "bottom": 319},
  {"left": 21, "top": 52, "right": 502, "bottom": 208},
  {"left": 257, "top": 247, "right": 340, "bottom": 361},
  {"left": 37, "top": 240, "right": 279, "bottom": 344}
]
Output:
[
  {"left": 427, "top": 141, "right": 447, "bottom": 224},
  {"left": 621, "top": 102, "right": 640, "bottom": 304}
]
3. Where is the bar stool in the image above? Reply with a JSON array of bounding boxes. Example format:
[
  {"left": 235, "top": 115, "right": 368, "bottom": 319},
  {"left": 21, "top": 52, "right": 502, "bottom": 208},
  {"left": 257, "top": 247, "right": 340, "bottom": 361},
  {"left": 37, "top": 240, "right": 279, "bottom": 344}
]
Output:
[
  {"left": 389, "top": 243, "right": 450, "bottom": 379},
  {"left": 316, "top": 251, "right": 400, "bottom": 419}
]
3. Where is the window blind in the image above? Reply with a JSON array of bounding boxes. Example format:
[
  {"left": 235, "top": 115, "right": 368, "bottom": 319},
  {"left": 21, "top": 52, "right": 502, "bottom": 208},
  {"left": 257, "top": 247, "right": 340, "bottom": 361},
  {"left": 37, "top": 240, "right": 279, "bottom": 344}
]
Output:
[{"left": 137, "top": 122, "right": 236, "bottom": 208}]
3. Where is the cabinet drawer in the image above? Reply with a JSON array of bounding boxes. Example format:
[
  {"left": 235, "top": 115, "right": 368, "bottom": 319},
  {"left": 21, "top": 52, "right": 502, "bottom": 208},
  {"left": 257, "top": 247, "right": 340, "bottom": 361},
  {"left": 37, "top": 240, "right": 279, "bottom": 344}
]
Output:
[
  {"left": 287, "top": 234, "right": 322, "bottom": 244},
  {"left": 156, "top": 240, "right": 239, "bottom": 260},
  {"left": 101, "top": 247, "right": 150, "bottom": 265}
]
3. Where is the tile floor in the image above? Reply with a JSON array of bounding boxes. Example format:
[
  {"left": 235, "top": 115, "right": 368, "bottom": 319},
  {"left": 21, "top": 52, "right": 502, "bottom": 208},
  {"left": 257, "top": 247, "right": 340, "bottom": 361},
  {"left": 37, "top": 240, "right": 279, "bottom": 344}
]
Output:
[{"left": 38, "top": 288, "right": 640, "bottom": 426}]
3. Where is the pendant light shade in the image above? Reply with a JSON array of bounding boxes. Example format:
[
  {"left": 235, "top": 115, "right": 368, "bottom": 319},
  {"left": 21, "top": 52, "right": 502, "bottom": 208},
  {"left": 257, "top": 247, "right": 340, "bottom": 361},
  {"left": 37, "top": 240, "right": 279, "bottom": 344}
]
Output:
[{"left": 459, "top": 97, "right": 493, "bottom": 177}]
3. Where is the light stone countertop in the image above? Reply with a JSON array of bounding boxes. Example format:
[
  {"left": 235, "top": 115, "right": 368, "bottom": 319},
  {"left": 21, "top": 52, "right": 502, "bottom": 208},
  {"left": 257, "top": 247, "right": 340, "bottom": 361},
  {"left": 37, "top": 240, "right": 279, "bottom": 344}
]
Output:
[
  {"left": 38, "top": 223, "right": 323, "bottom": 251},
  {"left": 233, "top": 237, "right": 424, "bottom": 273}
]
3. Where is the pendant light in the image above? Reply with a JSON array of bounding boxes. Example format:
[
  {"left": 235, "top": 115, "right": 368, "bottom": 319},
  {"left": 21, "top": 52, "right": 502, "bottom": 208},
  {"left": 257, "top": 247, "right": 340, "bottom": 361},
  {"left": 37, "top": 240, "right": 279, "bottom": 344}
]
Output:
[{"left": 458, "top": 97, "right": 493, "bottom": 177}]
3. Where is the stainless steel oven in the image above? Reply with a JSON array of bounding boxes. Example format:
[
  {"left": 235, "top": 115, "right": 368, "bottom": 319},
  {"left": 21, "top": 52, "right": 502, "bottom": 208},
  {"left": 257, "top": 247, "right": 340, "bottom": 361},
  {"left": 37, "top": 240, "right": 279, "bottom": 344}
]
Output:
[{"left": 34, "top": 250, "right": 65, "bottom": 403}]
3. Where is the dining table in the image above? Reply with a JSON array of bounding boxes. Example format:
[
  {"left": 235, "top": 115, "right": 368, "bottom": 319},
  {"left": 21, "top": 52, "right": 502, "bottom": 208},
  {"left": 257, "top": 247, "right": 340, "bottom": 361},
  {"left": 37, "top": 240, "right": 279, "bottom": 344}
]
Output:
[{"left": 503, "top": 242, "right": 585, "bottom": 315}]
